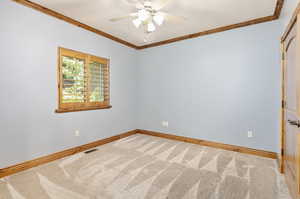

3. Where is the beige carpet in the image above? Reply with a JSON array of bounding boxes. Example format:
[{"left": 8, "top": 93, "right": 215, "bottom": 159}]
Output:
[{"left": 0, "top": 134, "right": 292, "bottom": 199}]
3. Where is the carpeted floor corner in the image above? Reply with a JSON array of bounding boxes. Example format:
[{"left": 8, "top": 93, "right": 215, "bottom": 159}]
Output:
[{"left": 0, "top": 134, "right": 292, "bottom": 199}]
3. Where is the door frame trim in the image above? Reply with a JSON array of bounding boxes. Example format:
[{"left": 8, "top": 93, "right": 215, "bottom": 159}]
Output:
[
  {"left": 280, "top": 1, "right": 300, "bottom": 174},
  {"left": 280, "top": 41, "right": 285, "bottom": 173},
  {"left": 280, "top": 4, "right": 300, "bottom": 198}
]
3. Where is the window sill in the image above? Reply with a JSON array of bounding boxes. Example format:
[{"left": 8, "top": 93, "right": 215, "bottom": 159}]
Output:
[{"left": 55, "top": 105, "right": 112, "bottom": 113}]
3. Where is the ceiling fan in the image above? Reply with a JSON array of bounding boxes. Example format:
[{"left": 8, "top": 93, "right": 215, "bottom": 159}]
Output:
[{"left": 109, "top": 0, "right": 186, "bottom": 33}]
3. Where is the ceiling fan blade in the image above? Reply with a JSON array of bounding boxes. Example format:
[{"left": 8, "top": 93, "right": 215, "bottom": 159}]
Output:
[
  {"left": 152, "top": 0, "right": 172, "bottom": 10},
  {"left": 110, "top": 13, "right": 137, "bottom": 22},
  {"left": 160, "top": 12, "right": 187, "bottom": 23}
]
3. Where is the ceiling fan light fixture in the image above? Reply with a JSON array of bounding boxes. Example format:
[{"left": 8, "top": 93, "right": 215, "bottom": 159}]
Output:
[
  {"left": 147, "top": 22, "right": 156, "bottom": 32},
  {"left": 132, "top": 18, "right": 142, "bottom": 28},
  {"left": 153, "top": 14, "right": 164, "bottom": 26},
  {"left": 138, "top": 9, "right": 149, "bottom": 21},
  {"left": 110, "top": 0, "right": 186, "bottom": 34}
]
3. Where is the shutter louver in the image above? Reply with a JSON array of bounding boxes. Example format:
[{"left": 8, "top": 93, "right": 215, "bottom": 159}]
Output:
[{"left": 89, "top": 61, "right": 104, "bottom": 102}]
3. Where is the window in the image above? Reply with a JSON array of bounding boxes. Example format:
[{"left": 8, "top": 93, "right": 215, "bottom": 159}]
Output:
[{"left": 56, "top": 48, "right": 111, "bottom": 113}]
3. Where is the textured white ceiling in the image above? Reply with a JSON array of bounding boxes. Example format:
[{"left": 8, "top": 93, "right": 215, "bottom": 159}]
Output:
[{"left": 30, "top": 0, "right": 277, "bottom": 46}]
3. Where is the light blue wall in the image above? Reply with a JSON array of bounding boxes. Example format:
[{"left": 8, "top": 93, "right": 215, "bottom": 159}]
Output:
[
  {"left": 137, "top": 21, "right": 282, "bottom": 152},
  {"left": 0, "top": 0, "right": 137, "bottom": 168},
  {"left": 136, "top": 0, "right": 300, "bottom": 153},
  {"left": 0, "top": 0, "right": 298, "bottom": 168}
]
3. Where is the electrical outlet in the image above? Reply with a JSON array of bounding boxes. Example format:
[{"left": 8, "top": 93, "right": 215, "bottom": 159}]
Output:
[
  {"left": 162, "top": 121, "right": 169, "bottom": 128},
  {"left": 75, "top": 130, "right": 80, "bottom": 137},
  {"left": 247, "top": 131, "right": 253, "bottom": 138}
]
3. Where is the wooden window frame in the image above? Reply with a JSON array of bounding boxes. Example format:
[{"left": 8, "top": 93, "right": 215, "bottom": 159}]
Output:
[{"left": 56, "top": 47, "right": 111, "bottom": 113}]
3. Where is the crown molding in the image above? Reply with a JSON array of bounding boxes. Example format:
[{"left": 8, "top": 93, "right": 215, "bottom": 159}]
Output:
[
  {"left": 12, "top": 0, "right": 139, "bottom": 49},
  {"left": 12, "top": 0, "right": 284, "bottom": 50},
  {"left": 137, "top": 15, "right": 277, "bottom": 49},
  {"left": 138, "top": 0, "right": 284, "bottom": 49}
]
